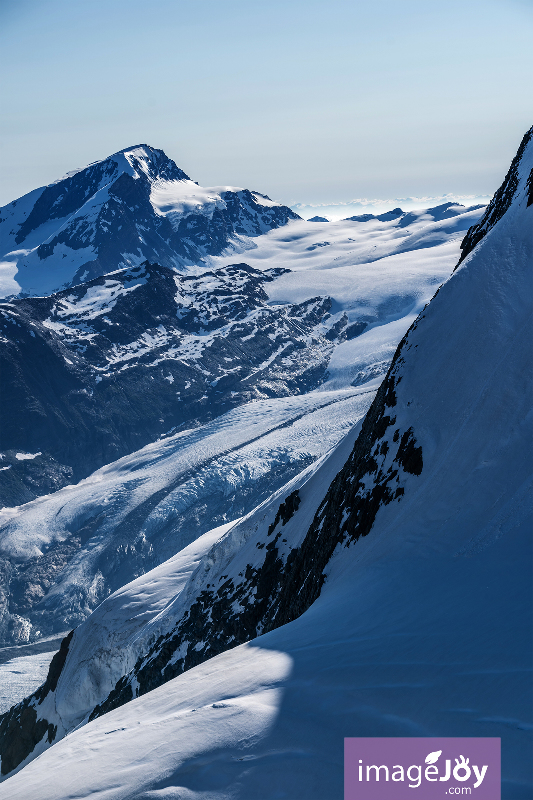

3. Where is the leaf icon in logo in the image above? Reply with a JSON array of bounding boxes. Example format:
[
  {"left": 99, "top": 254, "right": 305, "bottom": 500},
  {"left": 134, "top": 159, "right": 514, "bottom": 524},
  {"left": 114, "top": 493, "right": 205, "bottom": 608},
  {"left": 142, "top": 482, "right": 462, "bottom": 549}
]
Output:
[{"left": 425, "top": 750, "right": 442, "bottom": 765}]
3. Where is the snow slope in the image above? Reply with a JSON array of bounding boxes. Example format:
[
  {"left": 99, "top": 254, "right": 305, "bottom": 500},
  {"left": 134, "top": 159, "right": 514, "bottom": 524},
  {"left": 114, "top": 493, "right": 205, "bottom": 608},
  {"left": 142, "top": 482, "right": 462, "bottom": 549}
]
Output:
[{"left": 0, "top": 127, "right": 530, "bottom": 795}]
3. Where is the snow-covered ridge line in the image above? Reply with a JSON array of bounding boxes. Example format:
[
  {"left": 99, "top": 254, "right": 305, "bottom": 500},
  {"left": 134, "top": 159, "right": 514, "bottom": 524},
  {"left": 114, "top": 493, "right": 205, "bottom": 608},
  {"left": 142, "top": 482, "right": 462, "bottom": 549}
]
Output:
[{"left": 457, "top": 125, "right": 533, "bottom": 264}]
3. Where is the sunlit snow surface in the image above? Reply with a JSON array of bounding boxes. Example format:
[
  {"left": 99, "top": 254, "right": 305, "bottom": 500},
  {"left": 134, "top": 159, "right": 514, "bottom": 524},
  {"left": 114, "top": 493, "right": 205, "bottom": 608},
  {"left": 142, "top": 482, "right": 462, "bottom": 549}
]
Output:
[
  {"left": 214, "top": 204, "right": 484, "bottom": 273},
  {"left": 1, "top": 135, "right": 531, "bottom": 798}
]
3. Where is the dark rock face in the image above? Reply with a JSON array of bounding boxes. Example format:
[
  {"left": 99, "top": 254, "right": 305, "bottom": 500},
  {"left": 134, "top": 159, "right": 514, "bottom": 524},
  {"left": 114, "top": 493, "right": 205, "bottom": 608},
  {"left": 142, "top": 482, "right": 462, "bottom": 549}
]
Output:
[
  {"left": 0, "top": 704, "right": 55, "bottom": 776},
  {"left": 527, "top": 167, "right": 533, "bottom": 207},
  {"left": 0, "top": 260, "right": 343, "bottom": 506},
  {"left": 0, "top": 452, "right": 72, "bottom": 509},
  {"left": 35, "top": 630, "right": 74, "bottom": 698},
  {"left": 15, "top": 149, "right": 187, "bottom": 248},
  {"left": 458, "top": 126, "right": 533, "bottom": 265}
]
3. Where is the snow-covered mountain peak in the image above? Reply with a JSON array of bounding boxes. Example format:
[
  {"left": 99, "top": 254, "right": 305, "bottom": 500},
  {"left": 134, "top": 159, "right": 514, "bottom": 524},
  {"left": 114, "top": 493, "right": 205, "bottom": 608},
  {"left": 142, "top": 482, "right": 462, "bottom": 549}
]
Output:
[
  {"left": 117, "top": 144, "right": 191, "bottom": 184},
  {"left": 0, "top": 146, "right": 300, "bottom": 298},
  {"left": 59, "top": 143, "right": 192, "bottom": 189}
]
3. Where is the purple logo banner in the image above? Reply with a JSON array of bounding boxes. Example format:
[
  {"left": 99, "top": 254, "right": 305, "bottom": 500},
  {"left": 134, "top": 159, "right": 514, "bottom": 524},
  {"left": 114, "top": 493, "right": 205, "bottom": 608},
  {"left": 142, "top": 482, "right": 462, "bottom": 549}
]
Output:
[{"left": 345, "top": 738, "right": 500, "bottom": 800}]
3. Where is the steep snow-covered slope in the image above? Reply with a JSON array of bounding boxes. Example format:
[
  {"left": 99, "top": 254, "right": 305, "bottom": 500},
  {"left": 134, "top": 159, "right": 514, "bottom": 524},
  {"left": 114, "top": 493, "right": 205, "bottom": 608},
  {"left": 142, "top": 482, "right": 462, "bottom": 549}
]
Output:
[
  {"left": 1, "top": 128, "right": 530, "bottom": 795},
  {"left": 0, "top": 145, "right": 299, "bottom": 298}
]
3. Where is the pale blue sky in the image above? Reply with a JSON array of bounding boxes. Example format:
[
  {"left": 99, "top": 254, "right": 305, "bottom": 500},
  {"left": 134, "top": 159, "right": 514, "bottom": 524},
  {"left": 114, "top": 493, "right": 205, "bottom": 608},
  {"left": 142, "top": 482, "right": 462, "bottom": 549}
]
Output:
[{"left": 1, "top": 0, "right": 531, "bottom": 207}]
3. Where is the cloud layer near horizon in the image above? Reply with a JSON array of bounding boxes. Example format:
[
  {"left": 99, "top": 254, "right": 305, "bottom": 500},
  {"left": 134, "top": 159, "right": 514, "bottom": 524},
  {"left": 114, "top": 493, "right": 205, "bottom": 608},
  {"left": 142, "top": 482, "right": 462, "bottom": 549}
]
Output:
[{"left": 291, "top": 195, "right": 491, "bottom": 221}]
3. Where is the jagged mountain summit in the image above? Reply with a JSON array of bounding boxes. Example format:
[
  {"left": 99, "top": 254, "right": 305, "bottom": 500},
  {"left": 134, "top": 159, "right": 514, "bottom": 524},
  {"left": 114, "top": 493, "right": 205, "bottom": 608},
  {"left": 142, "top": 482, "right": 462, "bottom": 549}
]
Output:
[
  {"left": 0, "top": 144, "right": 300, "bottom": 298},
  {"left": 0, "top": 128, "right": 530, "bottom": 797}
]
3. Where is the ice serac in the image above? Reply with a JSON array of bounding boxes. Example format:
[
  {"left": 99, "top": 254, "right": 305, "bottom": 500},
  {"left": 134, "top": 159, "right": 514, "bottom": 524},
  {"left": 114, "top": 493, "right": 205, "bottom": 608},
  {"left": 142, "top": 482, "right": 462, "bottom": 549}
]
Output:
[
  {"left": 0, "top": 144, "right": 300, "bottom": 298},
  {"left": 0, "top": 127, "right": 530, "bottom": 794}
]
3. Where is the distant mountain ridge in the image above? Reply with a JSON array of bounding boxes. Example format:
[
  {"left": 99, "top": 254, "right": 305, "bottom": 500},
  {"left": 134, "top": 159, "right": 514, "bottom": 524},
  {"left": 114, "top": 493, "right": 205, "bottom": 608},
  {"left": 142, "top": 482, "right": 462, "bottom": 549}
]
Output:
[
  {"left": 0, "top": 144, "right": 300, "bottom": 298},
  {"left": 344, "top": 200, "right": 485, "bottom": 225}
]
